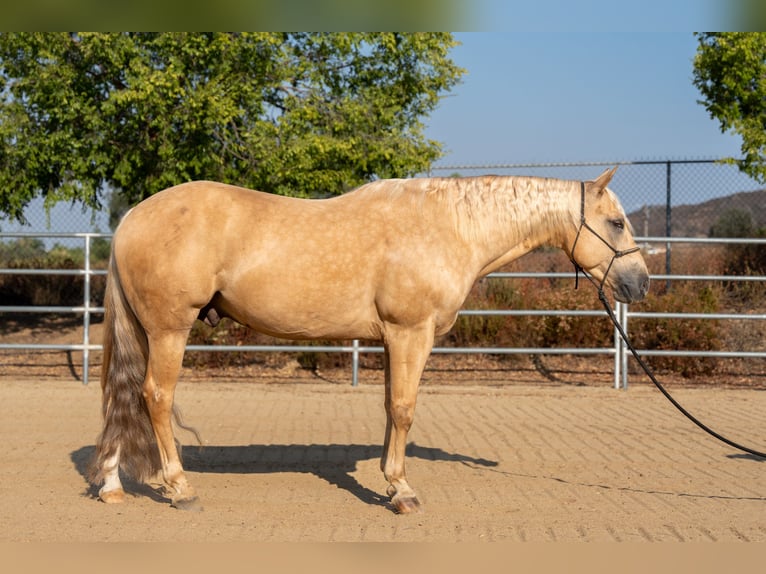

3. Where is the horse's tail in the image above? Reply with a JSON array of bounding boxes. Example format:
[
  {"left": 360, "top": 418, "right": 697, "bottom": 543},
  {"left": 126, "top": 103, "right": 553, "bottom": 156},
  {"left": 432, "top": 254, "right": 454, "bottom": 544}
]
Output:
[{"left": 88, "top": 252, "right": 162, "bottom": 484}]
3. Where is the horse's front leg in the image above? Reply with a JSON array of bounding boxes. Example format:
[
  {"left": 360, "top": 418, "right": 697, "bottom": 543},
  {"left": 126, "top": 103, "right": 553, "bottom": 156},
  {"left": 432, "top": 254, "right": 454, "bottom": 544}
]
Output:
[
  {"left": 144, "top": 331, "right": 202, "bottom": 511},
  {"left": 380, "top": 322, "right": 434, "bottom": 514}
]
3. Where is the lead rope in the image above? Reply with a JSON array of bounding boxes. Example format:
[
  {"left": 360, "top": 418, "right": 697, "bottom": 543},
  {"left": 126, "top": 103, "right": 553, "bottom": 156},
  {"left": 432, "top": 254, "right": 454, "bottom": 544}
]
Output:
[{"left": 572, "top": 182, "right": 765, "bottom": 459}]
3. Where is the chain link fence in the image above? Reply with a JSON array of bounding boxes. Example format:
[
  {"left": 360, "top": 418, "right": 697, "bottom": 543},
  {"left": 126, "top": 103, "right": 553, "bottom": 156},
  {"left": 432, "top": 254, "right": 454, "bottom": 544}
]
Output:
[
  {"left": 429, "top": 159, "right": 765, "bottom": 238},
  {"left": 2, "top": 159, "right": 764, "bottom": 245}
]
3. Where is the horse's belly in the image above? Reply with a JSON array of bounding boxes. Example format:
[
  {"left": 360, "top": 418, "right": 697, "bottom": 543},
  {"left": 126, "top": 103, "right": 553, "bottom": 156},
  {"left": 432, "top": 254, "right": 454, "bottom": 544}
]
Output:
[
  {"left": 217, "top": 286, "right": 382, "bottom": 340},
  {"left": 215, "top": 252, "right": 470, "bottom": 341}
]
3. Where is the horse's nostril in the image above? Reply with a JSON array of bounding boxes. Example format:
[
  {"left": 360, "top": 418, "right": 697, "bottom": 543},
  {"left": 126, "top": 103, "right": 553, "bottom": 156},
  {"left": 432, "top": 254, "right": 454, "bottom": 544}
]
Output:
[{"left": 641, "top": 275, "right": 650, "bottom": 296}]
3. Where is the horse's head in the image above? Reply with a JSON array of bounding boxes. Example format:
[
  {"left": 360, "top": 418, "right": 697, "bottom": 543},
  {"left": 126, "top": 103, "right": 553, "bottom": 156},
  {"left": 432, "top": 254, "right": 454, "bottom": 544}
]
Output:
[{"left": 565, "top": 167, "right": 650, "bottom": 304}]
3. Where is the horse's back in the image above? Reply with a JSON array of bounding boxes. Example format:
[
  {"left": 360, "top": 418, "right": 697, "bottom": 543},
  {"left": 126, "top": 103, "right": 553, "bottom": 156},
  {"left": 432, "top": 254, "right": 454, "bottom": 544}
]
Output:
[{"left": 111, "top": 180, "right": 473, "bottom": 338}]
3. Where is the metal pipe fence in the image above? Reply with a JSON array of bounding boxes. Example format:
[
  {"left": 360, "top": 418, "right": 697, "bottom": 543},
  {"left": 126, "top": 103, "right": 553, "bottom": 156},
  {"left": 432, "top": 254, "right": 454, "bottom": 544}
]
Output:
[
  {"left": 1, "top": 231, "right": 764, "bottom": 389},
  {"left": 0, "top": 232, "right": 107, "bottom": 385},
  {"left": 2, "top": 158, "right": 765, "bottom": 388}
]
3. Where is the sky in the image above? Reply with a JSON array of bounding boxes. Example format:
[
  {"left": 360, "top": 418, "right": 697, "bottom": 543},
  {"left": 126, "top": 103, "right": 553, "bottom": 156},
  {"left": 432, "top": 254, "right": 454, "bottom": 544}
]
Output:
[
  {"left": 471, "top": 0, "right": 731, "bottom": 33},
  {"left": 425, "top": 32, "right": 742, "bottom": 167},
  {"left": 419, "top": 30, "right": 763, "bottom": 217}
]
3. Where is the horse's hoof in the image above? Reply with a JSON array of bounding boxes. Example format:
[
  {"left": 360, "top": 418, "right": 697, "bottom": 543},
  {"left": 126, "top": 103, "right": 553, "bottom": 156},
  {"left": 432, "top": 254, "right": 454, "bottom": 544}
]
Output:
[
  {"left": 98, "top": 487, "right": 126, "bottom": 504},
  {"left": 171, "top": 495, "right": 204, "bottom": 512},
  {"left": 392, "top": 494, "right": 422, "bottom": 514}
]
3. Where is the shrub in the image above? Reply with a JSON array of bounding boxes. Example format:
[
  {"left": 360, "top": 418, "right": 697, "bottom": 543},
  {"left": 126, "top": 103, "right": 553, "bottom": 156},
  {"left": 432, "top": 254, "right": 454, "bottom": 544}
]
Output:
[
  {"left": 449, "top": 278, "right": 529, "bottom": 348},
  {"left": 184, "top": 318, "right": 358, "bottom": 370},
  {"left": 710, "top": 208, "right": 766, "bottom": 278},
  {"left": 0, "top": 238, "right": 106, "bottom": 307},
  {"left": 447, "top": 276, "right": 614, "bottom": 353},
  {"left": 534, "top": 285, "right": 614, "bottom": 349},
  {"left": 630, "top": 283, "right": 722, "bottom": 377},
  {"left": 185, "top": 319, "right": 285, "bottom": 369}
]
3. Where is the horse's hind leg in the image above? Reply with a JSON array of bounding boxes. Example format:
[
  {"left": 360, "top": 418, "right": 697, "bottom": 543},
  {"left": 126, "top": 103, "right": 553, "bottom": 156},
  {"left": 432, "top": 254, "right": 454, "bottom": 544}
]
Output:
[
  {"left": 380, "top": 322, "right": 434, "bottom": 514},
  {"left": 98, "top": 445, "right": 125, "bottom": 503},
  {"left": 144, "top": 330, "right": 201, "bottom": 511}
]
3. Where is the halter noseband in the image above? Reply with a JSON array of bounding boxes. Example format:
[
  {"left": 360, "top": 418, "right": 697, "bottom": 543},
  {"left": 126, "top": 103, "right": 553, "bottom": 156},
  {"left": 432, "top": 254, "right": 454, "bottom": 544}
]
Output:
[{"left": 570, "top": 181, "right": 641, "bottom": 292}]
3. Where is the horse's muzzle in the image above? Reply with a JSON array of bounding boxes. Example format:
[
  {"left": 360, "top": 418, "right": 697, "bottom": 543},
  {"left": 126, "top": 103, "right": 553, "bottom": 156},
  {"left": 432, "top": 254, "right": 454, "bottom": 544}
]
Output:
[{"left": 613, "top": 270, "right": 650, "bottom": 304}]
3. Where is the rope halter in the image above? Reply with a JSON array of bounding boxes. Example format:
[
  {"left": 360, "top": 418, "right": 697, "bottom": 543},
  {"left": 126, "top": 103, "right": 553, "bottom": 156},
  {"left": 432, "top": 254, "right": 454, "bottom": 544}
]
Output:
[{"left": 570, "top": 181, "right": 641, "bottom": 293}]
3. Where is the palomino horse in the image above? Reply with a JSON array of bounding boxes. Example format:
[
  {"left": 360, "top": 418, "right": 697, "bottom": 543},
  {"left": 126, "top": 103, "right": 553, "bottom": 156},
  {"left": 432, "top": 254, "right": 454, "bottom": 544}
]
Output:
[{"left": 90, "top": 168, "right": 649, "bottom": 513}]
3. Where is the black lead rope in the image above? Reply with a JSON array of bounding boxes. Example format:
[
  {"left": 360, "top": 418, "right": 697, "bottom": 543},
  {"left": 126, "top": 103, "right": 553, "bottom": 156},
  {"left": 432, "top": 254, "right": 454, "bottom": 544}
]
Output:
[
  {"left": 594, "top": 278, "right": 766, "bottom": 459},
  {"left": 572, "top": 182, "right": 766, "bottom": 460}
]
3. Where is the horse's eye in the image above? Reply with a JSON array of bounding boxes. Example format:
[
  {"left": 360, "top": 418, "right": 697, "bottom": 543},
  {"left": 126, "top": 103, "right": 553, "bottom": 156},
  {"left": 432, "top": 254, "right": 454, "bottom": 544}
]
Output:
[{"left": 611, "top": 219, "right": 625, "bottom": 230}]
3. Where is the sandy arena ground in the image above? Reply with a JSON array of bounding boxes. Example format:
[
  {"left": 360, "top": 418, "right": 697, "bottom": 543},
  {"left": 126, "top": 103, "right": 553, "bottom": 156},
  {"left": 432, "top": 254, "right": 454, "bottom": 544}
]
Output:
[{"left": 0, "top": 356, "right": 764, "bottom": 543}]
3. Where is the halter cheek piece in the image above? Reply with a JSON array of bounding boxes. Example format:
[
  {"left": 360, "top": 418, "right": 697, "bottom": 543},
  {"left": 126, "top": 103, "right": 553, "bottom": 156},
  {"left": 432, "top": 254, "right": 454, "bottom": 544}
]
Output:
[{"left": 569, "top": 181, "right": 641, "bottom": 292}]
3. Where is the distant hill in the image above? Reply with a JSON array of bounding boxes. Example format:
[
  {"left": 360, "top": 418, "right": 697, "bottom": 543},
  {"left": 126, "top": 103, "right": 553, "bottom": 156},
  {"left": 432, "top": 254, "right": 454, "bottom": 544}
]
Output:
[{"left": 626, "top": 188, "right": 766, "bottom": 238}]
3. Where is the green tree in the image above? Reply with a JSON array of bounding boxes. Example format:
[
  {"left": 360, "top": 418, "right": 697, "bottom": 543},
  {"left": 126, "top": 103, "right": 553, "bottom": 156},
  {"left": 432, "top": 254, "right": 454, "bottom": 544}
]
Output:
[
  {"left": 693, "top": 32, "right": 766, "bottom": 182},
  {"left": 0, "top": 32, "right": 463, "bottom": 223}
]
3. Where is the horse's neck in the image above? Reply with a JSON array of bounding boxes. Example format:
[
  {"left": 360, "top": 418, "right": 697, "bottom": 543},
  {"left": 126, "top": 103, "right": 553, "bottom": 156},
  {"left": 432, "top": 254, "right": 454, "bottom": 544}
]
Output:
[{"left": 460, "top": 177, "right": 576, "bottom": 276}]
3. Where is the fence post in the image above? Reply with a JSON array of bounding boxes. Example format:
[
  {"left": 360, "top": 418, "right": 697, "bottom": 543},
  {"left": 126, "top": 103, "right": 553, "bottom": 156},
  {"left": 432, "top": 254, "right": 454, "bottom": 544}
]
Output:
[
  {"left": 82, "top": 234, "right": 91, "bottom": 385},
  {"left": 620, "top": 301, "right": 629, "bottom": 390},
  {"left": 613, "top": 300, "right": 630, "bottom": 390},
  {"left": 614, "top": 301, "right": 621, "bottom": 389},
  {"left": 352, "top": 338, "right": 360, "bottom": 387},
  {"left": 665, "top": 161, "right": 672, "bottom": 289}
]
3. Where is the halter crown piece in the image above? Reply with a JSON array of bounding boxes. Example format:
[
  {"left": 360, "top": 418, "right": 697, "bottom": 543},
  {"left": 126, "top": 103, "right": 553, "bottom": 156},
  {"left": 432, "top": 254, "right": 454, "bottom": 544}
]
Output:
[{"left": 570, "top": 181, "right": 640, "bottom": 293}]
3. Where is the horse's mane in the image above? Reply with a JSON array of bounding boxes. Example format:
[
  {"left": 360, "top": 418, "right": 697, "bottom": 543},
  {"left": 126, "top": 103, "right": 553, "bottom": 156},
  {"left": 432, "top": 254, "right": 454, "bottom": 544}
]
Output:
[{"left": 355, "top": 175, "right": 579, "bottom": 244}]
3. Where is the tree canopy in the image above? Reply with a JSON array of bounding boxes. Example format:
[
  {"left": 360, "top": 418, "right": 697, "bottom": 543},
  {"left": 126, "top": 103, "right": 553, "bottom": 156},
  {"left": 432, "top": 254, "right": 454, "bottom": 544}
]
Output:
[
  {"left": 0, "top": 32, "right": 463, "bottom": 223},
  {"left": 693, "top": 32, "right": 766, "bottom": 183}
]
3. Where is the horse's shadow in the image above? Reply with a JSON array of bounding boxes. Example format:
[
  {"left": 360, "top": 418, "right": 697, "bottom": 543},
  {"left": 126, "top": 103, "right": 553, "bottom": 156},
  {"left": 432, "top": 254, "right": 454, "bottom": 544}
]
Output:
[{"left": 70, "top": 442, "right": 498, "bottom": 509}]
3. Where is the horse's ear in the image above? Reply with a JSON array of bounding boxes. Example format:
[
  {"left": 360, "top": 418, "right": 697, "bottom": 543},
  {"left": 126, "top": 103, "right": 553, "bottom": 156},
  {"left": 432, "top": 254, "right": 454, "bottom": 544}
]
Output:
[{"left": 589, "top": 167, "right": 618, "bottom": 194}]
